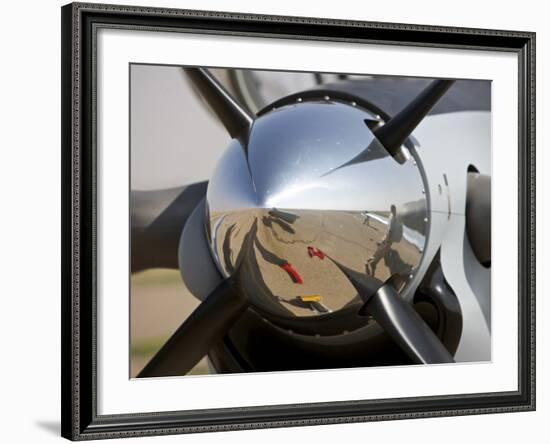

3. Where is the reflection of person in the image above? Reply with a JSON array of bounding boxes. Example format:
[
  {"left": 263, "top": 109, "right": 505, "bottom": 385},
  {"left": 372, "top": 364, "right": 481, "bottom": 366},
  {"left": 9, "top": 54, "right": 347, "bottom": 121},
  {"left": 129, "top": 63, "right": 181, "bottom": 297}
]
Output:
[
  {"left": 366, "top": 205, "right": 403, "bottom": 276},
  {"left": 362, "top": 211, "right": 371, "bottom": 227}
]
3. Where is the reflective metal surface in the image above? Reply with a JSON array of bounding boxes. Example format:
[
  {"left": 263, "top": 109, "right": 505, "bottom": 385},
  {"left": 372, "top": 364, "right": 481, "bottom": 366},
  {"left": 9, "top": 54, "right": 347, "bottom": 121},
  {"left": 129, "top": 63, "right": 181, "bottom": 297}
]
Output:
[{"left": 206, "top": 98, "right": 429, "bottom": 322}]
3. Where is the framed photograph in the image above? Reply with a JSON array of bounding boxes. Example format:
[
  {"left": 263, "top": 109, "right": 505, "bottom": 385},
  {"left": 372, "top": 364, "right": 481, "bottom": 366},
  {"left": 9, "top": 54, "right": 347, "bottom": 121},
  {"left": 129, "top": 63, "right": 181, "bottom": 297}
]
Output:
[{"left": 61, "top": 2, "right": 535, "bottom": 440}]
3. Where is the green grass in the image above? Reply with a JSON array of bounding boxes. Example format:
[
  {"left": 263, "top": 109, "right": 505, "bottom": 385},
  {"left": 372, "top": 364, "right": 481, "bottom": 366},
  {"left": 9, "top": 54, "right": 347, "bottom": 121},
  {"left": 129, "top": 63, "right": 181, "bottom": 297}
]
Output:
[
  {"left": 131, "top": 336, "right": 209, "bottom": 376},
  {"left": 131, "top": 336, "right": 166, "bottom": 358},
  {"left": 131, "top": 269, "right": 183, "bottom": 288}
]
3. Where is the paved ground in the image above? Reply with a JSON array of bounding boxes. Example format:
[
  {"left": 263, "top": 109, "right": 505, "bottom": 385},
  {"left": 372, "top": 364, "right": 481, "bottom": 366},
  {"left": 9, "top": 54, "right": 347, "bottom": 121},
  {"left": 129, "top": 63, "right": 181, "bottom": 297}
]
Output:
[{"left": 211, "top": 209, "right": 421, "bottom": 317}]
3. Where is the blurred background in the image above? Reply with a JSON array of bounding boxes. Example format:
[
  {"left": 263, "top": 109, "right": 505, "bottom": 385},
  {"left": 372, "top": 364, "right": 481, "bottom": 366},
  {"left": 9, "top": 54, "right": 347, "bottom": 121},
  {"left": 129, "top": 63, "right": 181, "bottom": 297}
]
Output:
[{"left": 130, "top": 269, "right": 207, "bottom": 376}]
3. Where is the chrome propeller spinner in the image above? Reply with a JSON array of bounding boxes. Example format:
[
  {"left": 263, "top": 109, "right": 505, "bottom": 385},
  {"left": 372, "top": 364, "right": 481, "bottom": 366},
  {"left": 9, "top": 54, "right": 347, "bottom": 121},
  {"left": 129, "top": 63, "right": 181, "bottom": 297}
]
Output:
[{"left": 206, "top": 92, "right": 429, "bottom": 320}]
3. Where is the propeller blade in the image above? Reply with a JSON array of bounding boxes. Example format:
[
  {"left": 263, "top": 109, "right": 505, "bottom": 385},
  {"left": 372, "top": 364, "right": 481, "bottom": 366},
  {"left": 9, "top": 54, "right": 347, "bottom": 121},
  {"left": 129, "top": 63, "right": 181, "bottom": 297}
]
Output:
[
  {"left": 466, "top": 172, "right": 491, "bottom": 265},
  {"left": 363, "top": 283, "right": 454, "bottom": 364},
  {"left": 136, "top": 277, "right": 248, "bottom": 378},
  {"left": 327, "top": 254, "right": 453, "bottom": 364},
  {"left": 374, "top": 79, "right": 455, "bottom": 157},
  {"left": 131, "top": 181, "right": 208, "bottom": 273},
  {"left": 326, "top": 256, "right": 384, "bottom": 300},
  {"left": 184, "top": 67, "right": 254, "bottom": 140}
]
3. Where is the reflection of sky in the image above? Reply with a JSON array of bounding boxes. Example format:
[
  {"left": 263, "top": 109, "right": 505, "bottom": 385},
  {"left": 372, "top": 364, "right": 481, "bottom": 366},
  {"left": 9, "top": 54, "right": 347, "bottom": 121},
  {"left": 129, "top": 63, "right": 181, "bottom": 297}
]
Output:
[
  {"left": 208, "top": 135, "right": 425, "bottom": 215},
  {"left": 265, "top": 155, "right": 424, "bottom": 212},
  {"left": 248, "top": 102, "right": 375, "bottom": 204},
  {"left": 207, "top": 100, "right": 426, "bottom": 215},
  {"left": 206, "top": 140, "right": 257, "bottom": 213}
]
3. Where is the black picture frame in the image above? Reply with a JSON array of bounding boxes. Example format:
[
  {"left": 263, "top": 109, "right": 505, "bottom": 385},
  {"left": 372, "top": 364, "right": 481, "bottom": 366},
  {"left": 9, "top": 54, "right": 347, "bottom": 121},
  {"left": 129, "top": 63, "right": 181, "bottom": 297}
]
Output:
[{"left": 61, "top": 2, "right": 536, "bottom": 440}]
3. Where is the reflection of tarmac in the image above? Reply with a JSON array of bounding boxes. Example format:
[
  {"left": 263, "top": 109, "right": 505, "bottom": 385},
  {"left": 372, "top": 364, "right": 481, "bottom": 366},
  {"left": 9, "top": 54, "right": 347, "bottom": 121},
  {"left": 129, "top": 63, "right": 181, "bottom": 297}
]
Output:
[{"left": 211, "top": 210, "right": 420, "bottom": 317}]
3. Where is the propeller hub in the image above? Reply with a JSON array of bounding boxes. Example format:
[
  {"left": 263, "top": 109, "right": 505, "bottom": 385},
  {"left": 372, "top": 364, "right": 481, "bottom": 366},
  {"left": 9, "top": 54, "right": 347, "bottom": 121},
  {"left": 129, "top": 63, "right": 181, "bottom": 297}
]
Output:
[{"left": 205, "top": 97, "right": 429, "bottom": 323}]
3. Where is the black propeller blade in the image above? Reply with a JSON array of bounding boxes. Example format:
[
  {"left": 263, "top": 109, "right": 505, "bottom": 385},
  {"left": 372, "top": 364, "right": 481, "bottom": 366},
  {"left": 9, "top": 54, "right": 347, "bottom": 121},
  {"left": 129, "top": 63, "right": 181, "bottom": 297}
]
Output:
[
  {"left": 363, "top": 283, "right": 454, "bottom": 364},
  {"left": 131, "top": 181, "right": 208, "bottom": 273},
  {"left": 466, "top": 171, "right": 491, "bottom": 265},
  {"left": 137, "top": 216, "right": 257, "bottom": 378},
  {"left": 325, "top": 79, "right": 455, "bottom": 174},
  {"left": 374, "top": 79, "right": 455, "bottom": 157},
  {"left": 184, "top": 68, "right": 254, "bottom": 141},
  {"left": 328, "top": 256, "right": 454, "bottom": 364},
  {"left": 136, "top": 277, "right": 248, "bottom": 378},
  {"left": 327, "top": 257, "right": 385, "bottom": 300}
]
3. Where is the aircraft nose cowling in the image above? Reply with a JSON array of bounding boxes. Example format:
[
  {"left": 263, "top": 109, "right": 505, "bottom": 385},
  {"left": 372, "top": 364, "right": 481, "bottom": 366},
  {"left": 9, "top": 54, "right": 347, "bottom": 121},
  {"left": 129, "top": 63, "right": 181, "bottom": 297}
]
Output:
[{"left": 205, "top": 99, "right": 429, "bottom": 321}]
